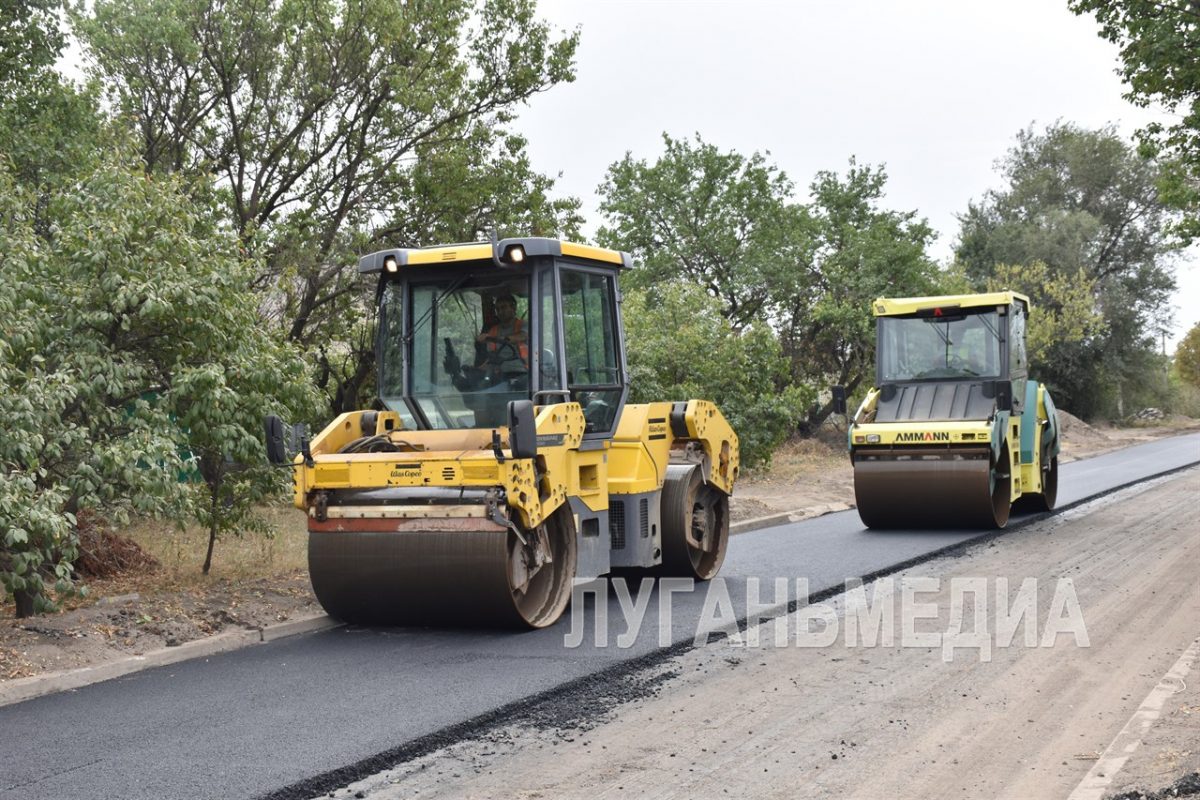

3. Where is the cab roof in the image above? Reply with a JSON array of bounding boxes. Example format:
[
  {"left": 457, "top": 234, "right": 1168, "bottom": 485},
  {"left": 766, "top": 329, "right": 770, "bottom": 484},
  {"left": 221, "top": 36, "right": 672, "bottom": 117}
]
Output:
[
  {"left": 358, "top": 237, "right": 632, "bottom": 274},
  {"left": 872, "top": 291, "right": 1031, "bottom": 317}
]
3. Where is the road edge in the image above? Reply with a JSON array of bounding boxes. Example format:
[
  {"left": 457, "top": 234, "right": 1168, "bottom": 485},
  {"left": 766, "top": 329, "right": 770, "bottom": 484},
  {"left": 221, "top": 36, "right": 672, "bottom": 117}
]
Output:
[{"left": 0, "top": 613, "right": 337, "bottom": 708}]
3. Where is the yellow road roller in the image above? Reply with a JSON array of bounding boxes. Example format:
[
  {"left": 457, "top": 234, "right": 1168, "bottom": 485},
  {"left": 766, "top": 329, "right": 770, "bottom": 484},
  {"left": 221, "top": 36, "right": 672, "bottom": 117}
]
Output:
[
  {"left": 835, "top": 291, "right": 1059, "bottom": 529},
  {"left": 266, "top": 237, "right": 739, "bottom": 627}
]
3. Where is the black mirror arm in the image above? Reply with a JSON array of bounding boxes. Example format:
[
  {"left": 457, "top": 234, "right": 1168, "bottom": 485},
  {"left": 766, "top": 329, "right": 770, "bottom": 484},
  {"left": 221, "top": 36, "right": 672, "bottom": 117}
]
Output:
[{"left": 533, "top": 390, "right": 571, "bottom": 405}]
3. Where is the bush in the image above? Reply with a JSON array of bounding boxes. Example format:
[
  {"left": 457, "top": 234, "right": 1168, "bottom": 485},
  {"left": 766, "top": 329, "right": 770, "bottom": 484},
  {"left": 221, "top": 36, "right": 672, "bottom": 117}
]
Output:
[{"left": 622, "top": 284, "right": 811, "bottom": 468}]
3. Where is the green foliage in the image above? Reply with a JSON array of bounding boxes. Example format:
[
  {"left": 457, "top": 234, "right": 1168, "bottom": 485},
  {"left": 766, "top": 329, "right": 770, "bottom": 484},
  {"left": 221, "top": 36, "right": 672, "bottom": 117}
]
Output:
[
  {"left": 0, "top": 0, "right": 62, "bottom": 87},
  {"left": 381, "top": 130, "right": 585, "bottom": 247},
  {"left": 78, "top": 0, "right": 582, "bottom": 413},
  {"left": 776, "top": 160, "right": 941, "bottom": 430},
  {"left": 1166, "top": 372, "right": 1200, "bottom": 418},
  {"left": 599, "top": 138, "right": 941, "bottom": 436},
  {"left": 0, "top": 149, "right": 318, "bottom": 613},
  {"left": 956, "top": 122, "right": 1179, "bottom": 418},
  {"left": 1069, "top": 0, "right": 1200, "bottom": 241},
  {"left": 0, "top": 173, "right": 85, "bottom": 615},
  {"left": 597, "top": 133, "right": 810, "bottom": 331},
  {"left": 0, "top": 0, "right": 101, "bottom": 208},
  {"left": 622, "top": 285, "right": 811, "bottom": 468},
  {"left": 1176, "top": 322, "right": 1200, "bottom": 389},
  {"left": 984, "top": 262, "right": 1104, "bottom": 366}
]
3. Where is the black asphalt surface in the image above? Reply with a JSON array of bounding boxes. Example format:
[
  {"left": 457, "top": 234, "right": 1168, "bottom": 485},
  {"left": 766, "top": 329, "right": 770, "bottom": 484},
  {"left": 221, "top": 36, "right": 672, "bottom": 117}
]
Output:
[{"left": 2, "top": 433, "right": 1198, "bottom": 800}]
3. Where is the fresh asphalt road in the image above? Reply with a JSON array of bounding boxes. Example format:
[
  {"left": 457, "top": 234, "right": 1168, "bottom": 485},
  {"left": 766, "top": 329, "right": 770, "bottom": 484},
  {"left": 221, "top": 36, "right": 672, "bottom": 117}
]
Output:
[{"left": 2, "top": 434, "right": 1198, "bottom": 800}]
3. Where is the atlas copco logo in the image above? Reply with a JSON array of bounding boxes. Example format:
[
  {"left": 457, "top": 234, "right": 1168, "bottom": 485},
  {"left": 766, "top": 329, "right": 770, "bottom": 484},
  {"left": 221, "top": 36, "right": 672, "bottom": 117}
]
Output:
[{"left": 896, "top": 431, "right": 951, "bottom": 442}]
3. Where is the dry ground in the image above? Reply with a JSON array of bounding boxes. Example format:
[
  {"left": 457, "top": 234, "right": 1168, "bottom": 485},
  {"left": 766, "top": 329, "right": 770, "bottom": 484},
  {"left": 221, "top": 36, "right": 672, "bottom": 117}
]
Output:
[
  {"left": 0, "top": 506, "right": 319, "bottom": 680},
  {"left": 0, "top": 415, "right": 1196, "bottom": 686}
]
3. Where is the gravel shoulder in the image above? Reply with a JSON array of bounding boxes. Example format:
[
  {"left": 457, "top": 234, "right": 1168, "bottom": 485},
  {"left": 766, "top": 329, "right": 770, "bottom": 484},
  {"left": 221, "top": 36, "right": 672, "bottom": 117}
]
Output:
[{"left": 341, "top": 469, "right": 1200, "bottom": 800}]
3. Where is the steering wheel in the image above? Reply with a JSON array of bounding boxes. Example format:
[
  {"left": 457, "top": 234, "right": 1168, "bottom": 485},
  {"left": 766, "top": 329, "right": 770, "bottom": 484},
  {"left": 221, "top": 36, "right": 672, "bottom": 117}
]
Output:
[{"left": 483, "top": 336, "right": 522, "bottom": 365}]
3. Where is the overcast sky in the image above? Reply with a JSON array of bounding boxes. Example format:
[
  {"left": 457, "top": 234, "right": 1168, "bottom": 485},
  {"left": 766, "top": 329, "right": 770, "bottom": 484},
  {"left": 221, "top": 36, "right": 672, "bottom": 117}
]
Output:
[{"left": 516, "top": 0, "right": 1198, "bottom": 348}]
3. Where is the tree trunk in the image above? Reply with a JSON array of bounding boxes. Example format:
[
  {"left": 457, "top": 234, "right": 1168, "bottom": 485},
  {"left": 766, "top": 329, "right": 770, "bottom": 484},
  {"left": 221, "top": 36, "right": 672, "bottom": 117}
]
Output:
[
  {"left": 13, "top": 588, "right": 35, "bottom": 618},
  {"left": 202, "top": 473, "right": 223, "bottom": 575},
  {"left": 334, "top": 346, "right": 377, "bottom": 414},
  {"left": 202, "top": 520, "right": 218, "bottom": 576}
]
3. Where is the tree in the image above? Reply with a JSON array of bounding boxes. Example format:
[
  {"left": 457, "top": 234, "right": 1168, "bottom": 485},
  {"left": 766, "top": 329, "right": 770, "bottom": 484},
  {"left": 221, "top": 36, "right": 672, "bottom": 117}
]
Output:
[
  {"left": 0, "top": 149, "right": 318, "bottom": 615},
  {"left": 1177, "top": 322, "right": 1200, "bottom": 388},
  {"left": 0, "top": 1, "right": 116, "bottom": 616},
  {"left": 777, "top": 160, "right": 941, "bottom": 432},
  {"left": 598, "top": 139, "right": 941, "bottom": 436},
  {"left": 980, "top": 261, "right": 1106, "bottom": 403},
  {"left": 622, "top": 284, "right": 809, "bottom": 468},
  {"left": 303, "top": 127, "right": 585, "bottom": 414},
  {"left": 597, "top": 133, "right": 813, "bottom": 331},
  {"left": 78, "top": 0, "right": 582, "bottom": 412},
  {"left": 0, "top": 0, "right": 61, "bottom": 78},
  {"left": 1, "top": 0, "right": 319, "bottom": 616},
  {"left": 0, "top": 173, "right": 86, "bottom": 616},
  {"left": 1069, "top": 0, "right": 1200, "bottom": 241},
  {"left": 956, "top": 122, "right": 1179, "bottom": 417},
  {"left": 0, "top": 0, "right": 101, "bottom": 227},
  {"left": 984, "top": 262, "right": 1103, "bottom": 366}
]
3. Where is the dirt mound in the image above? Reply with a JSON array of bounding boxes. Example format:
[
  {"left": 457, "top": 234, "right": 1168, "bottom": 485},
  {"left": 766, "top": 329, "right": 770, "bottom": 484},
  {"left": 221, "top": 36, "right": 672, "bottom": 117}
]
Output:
[
  {"left": 1055, "top": 409, "right": 1111, "bottom": 451},
  {"left": 1110, "top": 772, "right": 1200, "bottom": 800},
  {"left": 74, "top": 514, "right": 160, "bottom": 579}
]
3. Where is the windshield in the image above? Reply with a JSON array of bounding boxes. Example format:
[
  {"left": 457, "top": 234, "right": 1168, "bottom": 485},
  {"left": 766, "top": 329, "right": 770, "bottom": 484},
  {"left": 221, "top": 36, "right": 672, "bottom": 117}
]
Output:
[
  {"left": 878, "top": 310, "right": 1003, "bottom": 382},
  {"left": 380, "top": 275, "right": 532, "bottom": 429}
]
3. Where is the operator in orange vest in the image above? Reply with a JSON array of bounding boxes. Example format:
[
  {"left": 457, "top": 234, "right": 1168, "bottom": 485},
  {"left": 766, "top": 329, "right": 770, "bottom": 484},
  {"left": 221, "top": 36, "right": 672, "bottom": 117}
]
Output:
[
  {"left": 476, "top": 293, "right": 529, "bottom": 382},
  {"left": 445, "top": 293, "right": 529, "bottom": 390}
]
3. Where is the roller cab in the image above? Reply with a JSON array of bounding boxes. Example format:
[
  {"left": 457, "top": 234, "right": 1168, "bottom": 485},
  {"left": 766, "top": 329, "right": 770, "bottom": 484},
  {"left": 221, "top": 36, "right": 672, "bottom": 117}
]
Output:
[
  {"left": 843, "top": 292, "right": 1059, "bottom": 529},
  {"left": 269, "top": 238, "right": 739, "bottom": 628}
]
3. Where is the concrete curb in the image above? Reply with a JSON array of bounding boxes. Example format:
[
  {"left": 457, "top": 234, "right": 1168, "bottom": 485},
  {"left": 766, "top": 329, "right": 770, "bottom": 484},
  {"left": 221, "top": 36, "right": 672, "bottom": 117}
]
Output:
[
  {"left": 730, "top": 502, "right": 854, "bottom": 535},
  {"left": 0, "top": 613, "right": 338, "bottom": 708},
  {"left": 260, "top": 613, "right": 340, "bottom": 642}
]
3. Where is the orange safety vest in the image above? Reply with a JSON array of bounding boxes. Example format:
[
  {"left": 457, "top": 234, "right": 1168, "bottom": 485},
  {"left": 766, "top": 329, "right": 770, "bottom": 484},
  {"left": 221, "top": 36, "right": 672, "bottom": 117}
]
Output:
[{"left": 483, "top": 318, "right": 529, "bottom": 366}]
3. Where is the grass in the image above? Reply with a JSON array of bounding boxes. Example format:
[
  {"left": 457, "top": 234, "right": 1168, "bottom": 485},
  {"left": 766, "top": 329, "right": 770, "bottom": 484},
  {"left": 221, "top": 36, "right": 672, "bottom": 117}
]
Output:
[
  {"left": 1, "top": 504, "right": 312, "bottom": 622},
  {"left": 742, "top": 434, "right": 848, "bottom": 484},
  {"left": 119, "top": 505, "right": 310, "bottom": 589}
]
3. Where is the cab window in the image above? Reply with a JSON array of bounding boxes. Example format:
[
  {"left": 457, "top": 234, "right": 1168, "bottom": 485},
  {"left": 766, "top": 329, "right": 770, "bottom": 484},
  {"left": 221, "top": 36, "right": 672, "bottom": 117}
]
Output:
[{"left": 560, "top": 269, "right": 622, "bottom": 433}]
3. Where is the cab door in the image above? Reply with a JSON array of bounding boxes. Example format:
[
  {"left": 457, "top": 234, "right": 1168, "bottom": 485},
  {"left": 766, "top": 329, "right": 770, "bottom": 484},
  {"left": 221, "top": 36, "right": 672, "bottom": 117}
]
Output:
[{"left": 555, "top": 264, "right": 628, "bottom": 437}]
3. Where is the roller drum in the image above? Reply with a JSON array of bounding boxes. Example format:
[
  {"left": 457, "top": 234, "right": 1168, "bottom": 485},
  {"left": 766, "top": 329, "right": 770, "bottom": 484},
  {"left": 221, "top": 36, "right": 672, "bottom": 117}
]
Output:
[
  {"left": 660, "top": 464, "right": 729, "bottom": 580},
  {"left": 853, "top": 445, "right": 1011, "bottom": 529},
  {"left": 308, "top": 509, "right": 576, "bottom": 628}
]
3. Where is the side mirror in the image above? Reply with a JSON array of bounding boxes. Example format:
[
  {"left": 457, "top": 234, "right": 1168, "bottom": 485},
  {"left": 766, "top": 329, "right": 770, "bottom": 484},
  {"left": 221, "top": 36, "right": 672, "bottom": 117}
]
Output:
[
  {"left": 507, "top": 400, "right": 537, "bottom": 460},
  {"left": 995, "top": 382, "right": 1013, "bottom": 413},
  {"left": 265, "top": 415, "right": 288, "bottom": 464},
  {"left": 265, "top": 415, "right": 312, "bottom": 466},
  {"left": 831, "top": 385, "right": 848, "bottom": 416}
]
